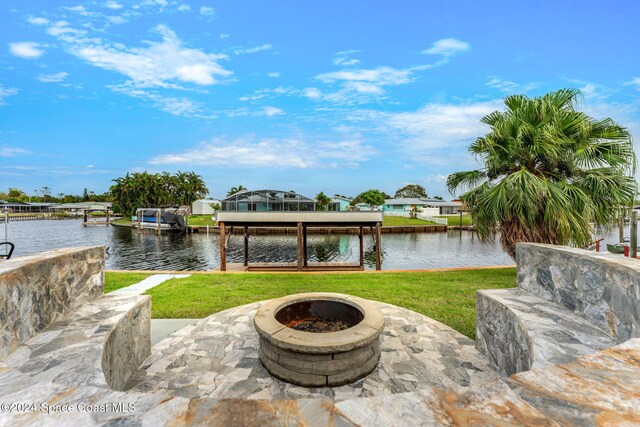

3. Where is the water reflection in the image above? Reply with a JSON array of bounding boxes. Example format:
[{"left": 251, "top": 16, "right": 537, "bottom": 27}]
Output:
[{"left": 17, "top": 219, "right": 640, "bottom": 271}]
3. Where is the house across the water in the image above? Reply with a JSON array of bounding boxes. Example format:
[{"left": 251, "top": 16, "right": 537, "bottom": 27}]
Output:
[
  {"left": 221, "top": 189, "right": 316, "bottom": 211},
  {"left": 382, "top": 198, "right": 463, "bottom": 215}
]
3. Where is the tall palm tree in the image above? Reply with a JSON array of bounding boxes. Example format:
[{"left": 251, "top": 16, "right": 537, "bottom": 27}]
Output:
[{"left": 447, "top": 89, "right": 636, "bottom": 258}]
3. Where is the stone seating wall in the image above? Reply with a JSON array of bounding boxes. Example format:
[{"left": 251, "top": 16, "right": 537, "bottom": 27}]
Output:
[
  {"left": 0, "top": 247, "right": 151, "bottom": 391},
  {"left": 0, "top": 247, "right": 105, "bottom": 360},
  {"left": 476, "top": 243, "right": 639, "bottom": 376}
]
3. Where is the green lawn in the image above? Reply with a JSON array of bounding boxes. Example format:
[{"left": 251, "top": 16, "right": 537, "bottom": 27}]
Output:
[
  {"left": 187, "top": 215, "right": 217, "bottom": 226},
  {"left": 438, "top": 214, "right": 473, "bottom": 226},
  {"left": 104, "top": 271, "right": 153, "bottom": 293},
  {"left": 106, "top": 268, "right": 516, "bottom": 338},
  {"left": 382, "top": 216, "right": 437, "bottom": 226},
  {"left": 113, "top": 217, "right": 133, "bottom": 226}
]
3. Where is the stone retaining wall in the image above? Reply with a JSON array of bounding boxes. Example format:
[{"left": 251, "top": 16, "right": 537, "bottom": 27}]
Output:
[
  {"left": 517, "top": 243, "right": 640, "bottom": 341},
  {"left": 0, "top": 246, "right": 105, "bottom": 360},
  {"left": 102, "top": 296, "right": 151, "bottom": 390}
]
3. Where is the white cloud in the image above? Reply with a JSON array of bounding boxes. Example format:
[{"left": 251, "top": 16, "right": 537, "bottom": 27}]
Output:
[
  {"left": 0, "top": 147, "right": 30, "bottom": 157},
  {"left": 107, "top": 15, "right": 128, "bottom": 24},
  {"left": 375, "top": 99, "right": 504, "bottom": 164},
  {"left": 9, "top": 42, "right": 45, "bottom": 59},
  {"left": 239, "top": 86, "right": 296, "bottom": 102},
  {"left": 317, "top": 67, "right": 414, "bottom": 86},
  {"left": 63, "top": 5, "right": 92, "bottom": 16},
  {"left": 334, "top": 50, "right": 361, "bottom": 66},
  {"left": 422, "top": 38, "right": 470, "bottom": 56},
  {"left": 111, "top": 84, "right": 203, "bottom": 117},
  {"left": 199, "top": 6, "right": 214, "bottom": 15},
  {"left": 65, "top": 25, "right": 231, "bottom": 87},
  {"left": 267, "top": 72, "right": 281, "bottom": 78},
  {"left": 177, "top": 4, "right": 191, "bottom": 12},
  {"left": 149, "top": 135, "right": 372, "bottom": 168},
  {"left": 386, "top": 100, "right": 503, "bottom": 151},
  {"left": 27, "top": 16, "right": 49, "bottom": 25},
  {"left": 262, "top": 106, "right": 284, "bottom": 116},
  {"left": 220, "top": 33, "right": 230, "bottom": 39},
  {"left": 233, "top": 44, "right": 272, "bottom": 55},
  {"left": 485, "top": 76, "right": 538, "bottom": 94},
  {"left": 37, "top": 72, "right": 69, "bottom": 83},
  {"left": 310, "top": 66, "right": 425, "bottom": 103},
  {"left": 626, "top": 77, "right": 640, "bottom": 90},
  {"left": 106, "top": 1, "right": 123, "bottom": 9},
  {"left": 303, "top": 87, "right": 322, "bottom": 99},
  {"left": 0, "top": 85, "right": 18, "bottom": 106}
]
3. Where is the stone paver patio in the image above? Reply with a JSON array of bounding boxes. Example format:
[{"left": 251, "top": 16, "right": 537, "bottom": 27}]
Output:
[{"left": 127, "top": 300, "right": 502, "bottom": 400}]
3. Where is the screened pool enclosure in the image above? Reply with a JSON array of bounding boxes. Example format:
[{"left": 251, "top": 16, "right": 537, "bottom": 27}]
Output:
[{"left": 221, "top": 190, "right": 315, "bottom": 212}]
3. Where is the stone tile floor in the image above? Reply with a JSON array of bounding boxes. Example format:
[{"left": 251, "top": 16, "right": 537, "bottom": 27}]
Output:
[{"left": 127, "top": 301, "right": 502, "bottom": 401}]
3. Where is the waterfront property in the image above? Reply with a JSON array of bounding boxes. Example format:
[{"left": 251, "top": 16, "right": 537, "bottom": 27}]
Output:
[
  {"left": 1, "top": 244, "right": 639, "bottom": 424},
  {"left": 0, "top": 200, "right": 53, "bottom": 213},
  {"left": 221, "top": 189, "right": 316, "bottom": 212},
  {"left": 329, "top": 195, "right": 351, "bottom": 211},
  {"left": 382, "top": 198, "right": 463, "bottom": 215},
  {"left": 216, "top": 210, "right": 384, "bottom": 271}
]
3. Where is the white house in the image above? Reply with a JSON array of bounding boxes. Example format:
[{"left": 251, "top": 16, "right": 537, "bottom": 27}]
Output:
[{"left": 192, "top": 199, "right": 220, "bottom": 215}]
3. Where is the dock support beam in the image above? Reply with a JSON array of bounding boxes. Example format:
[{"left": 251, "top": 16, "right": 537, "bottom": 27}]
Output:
[
  {"left": 303, "top": 225, "right": 308, "bottom": 267},
  {"left": 375, "top": 221, "right": 382, "bottom": 270},
  {"left": 243, "top": 226, "right": 249, "bottom": 267},
  {"left": 219, "top": 221, "right": 226, "bottom": 271},
  {"left": 297, "top": 222, "right": 303, "bottom": 271},
  {"left": 359, "top": 226, "right": 364, "bottom": 268}
]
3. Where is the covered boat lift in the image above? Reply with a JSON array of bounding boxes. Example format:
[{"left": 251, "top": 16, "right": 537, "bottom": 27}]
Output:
[{"left": 216, "top": 211, "right": 384, "bottom": 271}]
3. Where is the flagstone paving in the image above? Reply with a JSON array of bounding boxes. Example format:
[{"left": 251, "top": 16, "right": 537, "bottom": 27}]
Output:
[{"left": 127, "top": 300, "right": 502, "bottom": 400}]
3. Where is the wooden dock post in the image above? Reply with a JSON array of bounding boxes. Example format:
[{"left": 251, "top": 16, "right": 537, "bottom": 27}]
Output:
[
  {"left": 156, "top": 211, "right": 161, "bottom": 235},
  {"left": 137, "top": 210, "right": 141, "bottom": 234},
  {"left": 243, "top": 226, "right": 249, "bottom": 267},
  {"left": 359, "top": 226, "right": 364, "bottom": 268},
  {"left": 297, "top": 222, "right": 303, "bottom": 271},
  {"left": 375, "top": 221, "right": 382, "bottom": 270},
  {"left": 303, "top": 225, "right": 308, "bottom": 267},
  {"left": 219, "top": 221, "right": 226, "bottom": 271},
  {"left": 106, "top": 210, "right": 110, "bottom": 225},
  {"left": 83, "top": 210, "right": 88, "bottom": 226}
]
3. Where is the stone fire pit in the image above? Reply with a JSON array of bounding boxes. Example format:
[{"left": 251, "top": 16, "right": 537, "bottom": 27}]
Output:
[{"left": 254, "top": 293, "right": 385, "bottom": 387}]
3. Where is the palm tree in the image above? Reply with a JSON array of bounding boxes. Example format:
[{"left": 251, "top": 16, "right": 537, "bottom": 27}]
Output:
[
  {"left": 227, "top": 185, "right": 247, "bottom": 197},
  {"left": 447, "top": 89, "right": 636, "bottom": 258},
  {"left": 315, "top": 192, "right": 331, "bottom": 211}
]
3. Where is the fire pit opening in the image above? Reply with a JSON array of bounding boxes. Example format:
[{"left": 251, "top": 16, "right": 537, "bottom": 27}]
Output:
[
  {"left": 275, "top": 300, "right": 364, "bottom": 333},
  {"left": 254, "top": 293, "right": 385, "bottom": 387}
]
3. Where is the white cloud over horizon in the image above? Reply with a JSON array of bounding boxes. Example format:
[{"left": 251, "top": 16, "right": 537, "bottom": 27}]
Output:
[{"left": 148, "top": 135, "right": 373, "bottom": 168}]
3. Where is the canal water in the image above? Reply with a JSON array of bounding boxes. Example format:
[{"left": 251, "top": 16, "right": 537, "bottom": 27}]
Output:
[{"left": 3, "top": 219, "right": 631, "bottom": 271}]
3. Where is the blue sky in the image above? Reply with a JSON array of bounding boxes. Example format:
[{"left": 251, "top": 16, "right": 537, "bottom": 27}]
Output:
[{"left": 1, "top": 0, "right": 639, "bottom": 199}]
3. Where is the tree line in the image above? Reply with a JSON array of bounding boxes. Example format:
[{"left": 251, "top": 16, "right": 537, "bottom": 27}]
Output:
[{"left": 110, "top": 171, "right": 208, "bottom": 216}]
